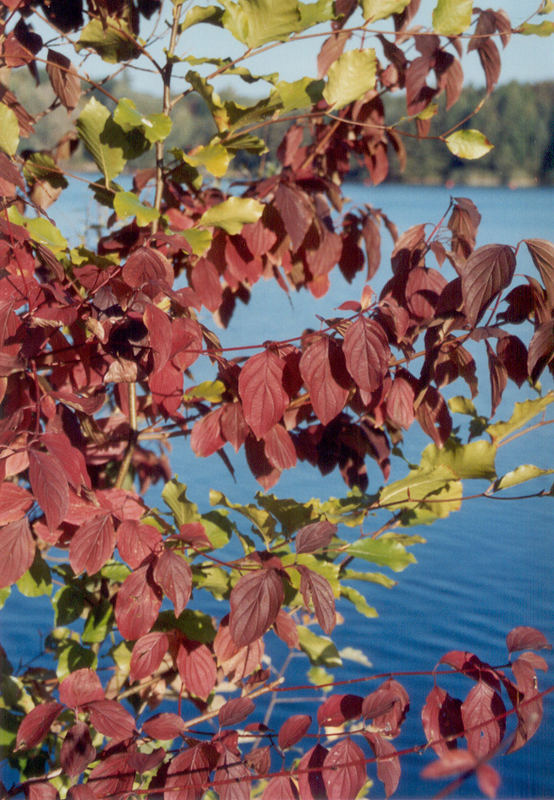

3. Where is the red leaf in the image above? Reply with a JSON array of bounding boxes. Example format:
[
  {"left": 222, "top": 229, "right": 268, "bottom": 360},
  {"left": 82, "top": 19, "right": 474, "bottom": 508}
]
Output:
[
  {"left": 46, "top": 49, "right": 81, "bottom": 111},
  {"left": 263, "top": 424, "right": 297, "bottom": 470},
  {"left": 262, "top": 776, "right": 299, "bottom": 800},
  {"left": 16, "top": 702, "right": 63, "bottom": 750},
  {"left": 273, "top": 609, "right": 299, "bottom": 648},
  {"left": 142, "top": 712, "right": 185, "bottom": 740},
  {"left": 87, "top": 752, "right": 135, "bottom": 799},
  {"left": 405, "top": 267, "right": 447, "bottom": 321},
  {"left": 117, "top": 520, "right": 161, "bottom": 569},
  {"left": 238, "top": 350, "right": 288, "bottom": 439},
  {"left": 386, "top": 370, "right": 415, "bottom": 430},
  {"left": 297, "top": 743, "right": 328, "bottom": 800},
  {"left": 0, "top": 516, "right": 35, "bottom": 588},
  {"left": 229, "top": 568, "right": 284, "bottom": 647},
  {"left": 364, "top": 733, "right": 400, "bottom": 798},
  {"left": 496, "top": 335, "right": 527, "bottom": 387},
  {"left": 477, "top": 763, "right": 501, "bottom": 799},
  {"left": 507, "top": 656, "right": 544, "bottom": 753},
  {"left": 300, "top": 336, "right": 349, "bottom": 425},
  {"left": 41, "top": 431, "right": 90, "bottom": 491},
  {"left": 278, "top": 714, "right": 311, "bottom": 751},
  {"left": 69, "top": 512, "right": 116, "bottom": 576},
  {"left": 317, "top": 31, "right": 349, "bottom": 78},
  {"left": 144, "top": 303, "right": 172, "bottom": 373},
  {"left": 219, "top": 697, "right": 255, "bottom": 728},
  {"left": 115, "top": 565, "right": 162, "bottom": 640},
  {"left": 129, "top": 632, "right": 169, "bottom": 683},
  {"left": 486, "top": 340, "right": 507, "bottom": 417},
  {"left": 462, "top": 244, "right": 516, "bottom": 327},
  {"left": 323, "top": 738, "right": 367, "bottom": 800},
  {"left": 190, "top": 407, "right": 225, "bottom": 457},
  {"left": 421, "top": 686, "right": 463, "bottom": 757},
  {"left": 362, "top": 679, "right": 409, "bottom": 737},
  {"left": 295, "top": 520, "right": 337, "bottom": 554},
  {"left": 421, "top": 749, "right": 477, "bottom": 779},
  {"left": 343, "top": 316, "right": 390, "bottom": 397},
  {"left": 28, "top": 449, "right": 69, "bottom": 531},
  {"left": 317, "top": 695, "right": 363, "bottom": 728},
  {"left": 415, "top": 386, "right": 452, "bottom": 447},
  {"left": 171, "top": 317, "right": 203, "bottom": 371},
  {"left": 0, "top": 482, "right": 33, "bottom": 525},
  {"left": 178, "top": 522, "right": 212, "bottom": 548},
  {"left": 274, "top": 183, "right": 313, "bottom": 251},
  {"left": 220, "top": 402, "right": 249, "bottom": 453},
  {"left": 149, "top": 361, "right": 183, "bottom": 417},
  {"left": 299, "top": 567, "right": 336, "bottom": 634},
  {"left": 60, "top": 722, "right": 96, "bottom": 777},
  {"left": 527, "top": 320, "right": 554, "bottom": 382},
  {"left": 461, "top": 682, "right": 506, "bottom": 758},
  {"left": 524, "top": 238, "right": 554, "bottom": 308},
  {"left": 191, "top": 258, "right": 222, "bottom": 312},
  {"left": 245, "top": 435, "right": 281, "bottom": 490},
  {"left": 153, "top": 549, "right": 192, "bottom": 617},
  {"left": 122, "top": 247, "right": 173, "bottom": 291},
  {"left": 59, "top": 669, "right": 104, "bottom": 708},
  {"left": 176, "top": 640, "right": 217, "bottom": 701},
  {"left": 68, "top": 787, "right": 96, "bottom": 800},
  {"left": 26, "top": 783, "right": 58, "bottom": 800},
  {"left": 506, "top": 626, "right": 551, "bottom": 654},
  {"left": 245, "top": 745, "right": 271, "bottom": 775},
  {"left": 165, "top": 745, "right": 215, "bottom": 800},
  {"left": 86, "top": 699, "right": 136, "bottom": 743}
]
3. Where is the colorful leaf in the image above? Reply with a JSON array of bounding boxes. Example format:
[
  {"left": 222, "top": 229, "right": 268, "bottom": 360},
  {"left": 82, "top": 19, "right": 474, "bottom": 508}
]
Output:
[
  {"left": 229, "top": 568, "right": 284, "bottom": 646},
  {"left": 323, "top": 737, "right": 367, "bottom": 800},
  {"left": 278, "top": 714, "right": 312, "bottom": 750},
  {"left": 129, "top": 632, "right": 169, "bottom": 683},
  {"left": 153, "top": 549, "right": 192, "bottom": 617},
  {"left": 28, "top": 449, "right": 69, "bottom": 532},
  {"left": 16, "top": 702, "right": 64, "bottom": 750},
  {"left": 445, "top": 130, "right": 494, "bottom": 160},
  {"left": 323, "top": 49, "right": 377, "bottom": 109},
  {"left": 0, "top": 516, "right": 35, "bottom": 588},
  {"left": 115, "top": 565, "right": 162, "bottom": 640},
  {"left": 300, "top": 336, "right": 349, "bottom": 425},
  {"left": 238, "top": 349, "right": 288, "bottom": 439}
]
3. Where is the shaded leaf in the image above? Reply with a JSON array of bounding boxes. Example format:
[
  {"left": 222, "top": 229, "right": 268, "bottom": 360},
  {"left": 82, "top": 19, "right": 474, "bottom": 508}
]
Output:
[
  {"left": 219, "top": 697, "right": 255, "bottom": 728},
  {"left": 300, "top": 336, "right": 349, "bottom": 425},
  {"left": 76, "top": 98, "right": 126, "bottom": 181},
  {"left": 317, "top": 694, "right": 363, "bottom": 727},
  {"left": 296, "top": 519, "right": 337, "bottom": 554},
  {"left": 115, "top": 565, "right": 162, "bottom": 640},
  {"left": 299, "top": 567, "right": 336, "bottom": 634},
  {"left": 86, "top": 699, "right": 136, "bottom": 743},
  {"left": 46, "top": 50, "right": 81, "bottom": 111},
  {"left": 69, "top": 513, "right": 116, "bottom": 576},
  {"left": 142, "top": 712, "right": 185, "bottom": 741},
  {"left": 462, "top": 244, "right": 516, "bottom": 327},
  {"left": 364, "top": 732, "right": 400, "bottom": 798},
  {"left": 28, "top": 449, "right": 69, "bottom": 532}
]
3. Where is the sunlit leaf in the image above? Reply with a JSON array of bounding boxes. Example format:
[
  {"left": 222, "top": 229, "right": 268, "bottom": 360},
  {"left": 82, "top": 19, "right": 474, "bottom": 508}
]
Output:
[
  {"left": 445, "top": 129, "right": 493, "bottom": 160},
  {"left": 340, "top": 585, "right": 378, "bottom": 618},
  {"left": 0, "top": 103, "right": 19, "bottom": 156},
  {"left": 220, "top": 0, "right": 303, "bottom": 48},
  {"left": 199, "top": 196, "right": 264, "bottom": 234},
  {"left": 76, "top": 98, "right": 127, "bottom": 181},
  {"left": 323, "top": 49, "right": 377, "bottom": 109},
  {"left": 487, "top": 393, "right": 554, "bottom": 442},
  {"left": 420, "top": 439, "right": 497, "bottom": 480},
  {"left": 361, "top": 0, "right": 411, "bottom": 21},
  {"left": 297, "top": 626, "right": 342, "bottom": 667},
  {"left": 347, "top": 536, "right": 417, "bottom": 572},
  {"left": 273, "top": 77, "right": 324, "bottom": 112},
  {"left": 517, "top": 21, "right": 554, "bottom": 36},
  {"left": 183, "top": 141, "right": 234, "bottom": 177},
  {"left": 432, "top": 0, "right": 473, "bottom": 35},
  {"left": 494, "top": 464, "right": 554, "bottom": 491},
  {"left": 113, "top": 191, "right": 158, "bottom": 226}
]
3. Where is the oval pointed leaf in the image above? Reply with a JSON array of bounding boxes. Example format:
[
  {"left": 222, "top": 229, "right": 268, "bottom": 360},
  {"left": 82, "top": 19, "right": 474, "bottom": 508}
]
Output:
[
  {"left": 200, "top": 197, "right": 264, "bottom": 235},
  {"left": 86, "top": 699, "right": 136, "bottom": 743},
  {"left": 0, "top": 482, "right": 34, "bottom": 526},
  {"left": 115, "top": 565, "right": 162, "bottom": 640},
  {"left": 142, "top": 712, "right": 185, "bottom": 741},
  {"left": 278, "top": 714, "right": 311, "bottom": 750},
  {"left": 229, "top": 568, "right": 284, "bottom": 646},
  {"left": 176, "top": 641, "right": 217, "bottom": 701},
  {"left": 0, "top": 516, "right": 35, "bottom": 588},
  {"left": 343, "top": 316, "right": 390, "bottom": 396},
  {"left": 300, "top": 567, "right": 336, "bottom": 634},
  {"left": 365, "top": 733, "right": 400, "bottom": 799},
  {"left": 506, "top": 626, "right": 551, "bottom": 654},
  {"left": 461, "top": 682, "right": 506, "bottom": 757},
  {"left": 130, "top": 632, "right": 169, "bottom": 683},
  {"left": 28, "top": 449, "right": 69, "bottom": 532},
  {"left": 117, "top": 520, "right": 161, "bottom": 569},
  {"left": 323, "top": 49, "right": 377, "bottom": 109},
  {"left": 433, "top": 0, "right": 473, "bottom": 35},
  {"left": 153, "top": 549, "right": 192, "bottom": 617},
  {"left": 238, "top": 350, "right": 288, "bottom": 439},
  {"left": 462, "top": 244, "right": 516, "bottom": 326},
  {"left": 69, "top": 513, "right": 116, "bottom": 576},
  {"left": 60, "top": 722, "right": 96, "bottom": 777},
  {"left": 445, "top": 130, "right": 494, "bottom": 160},
  {"left": 16, "top": 702, "right": 64, "bottom": 750},
  {"left": 317, "top": 694, "right": 364, "bottom": 727},
  {"left": 323, "top": 738, "right": 367, "bottom": 800},
  {"left": 300, "top": 336, "right": 349, "bottom": 425},
  {"left": 219, "top": 697, "right": 256, "bottom": 728},
  {"left": 296, "top": 520, "right": 337, "bottom": 554}
]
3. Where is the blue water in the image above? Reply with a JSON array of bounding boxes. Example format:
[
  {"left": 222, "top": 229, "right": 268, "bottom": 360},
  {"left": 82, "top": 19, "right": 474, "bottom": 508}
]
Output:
[{"left": 1, "top": 183, "right": 553, "bottom": 798}]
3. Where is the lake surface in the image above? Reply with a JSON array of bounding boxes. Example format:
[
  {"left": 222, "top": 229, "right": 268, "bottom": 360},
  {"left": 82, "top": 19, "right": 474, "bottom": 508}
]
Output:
[{"left": 1, "top": 182, "right": 553, "bottom": 798}]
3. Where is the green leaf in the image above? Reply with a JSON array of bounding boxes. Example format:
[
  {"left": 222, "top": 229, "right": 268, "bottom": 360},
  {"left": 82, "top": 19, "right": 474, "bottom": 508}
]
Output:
[
  {"left": 53, "top": 585, "right": 85, "bottom": 626},
  {"left": 192, "top": 564, "right": 229, "bottom": 600},
  {"left": 273, "top": 78, "right": 324, "bottom": 112},
  {"left": 539, "top": 0, "right": 554, "bottom": 13},
  {"left": 157, "top": 609, "right": 216, "bottom": 643},
  {"left": 57, "top": 641, "right": 96, "bottom": 680},
  {"left": 163, "top": 478, "right": 200, "bottom": 527},
  {"left": 0, "top": 103, "right": 19, "bottom": 156},
  {"left": 199, "top": 197, "right": 264, "bottom": 235},
  {"left": 210, "top": 489, "right": 276, "bottom": 541},
  {"left": 445, "top": 129, "right": 493, "bottom": 160},
  {"left": 448, "top": 396, "right": 478, "bottom": 416},
  {"left": 219, "top": 0, "right": 303, "bottom": 48},
  {"left": 283, "top": 553, "right": 340, "bottom": 595},
  {"left": 82, "top": 600, "right": 114, "bottom": 644},
  {"left": 0, "top": 711, "right": 19, "bottom": 759},
  {"left": 255, "top": 493, "right": 315, "bottom": 537},
  {"left": 307, "top": 666, "right": 334, "bottom": 690},
  {"left": 185, "top": 380, "right": 226, "bottom": 402},
  {"left": 298, "top": 0, "right": 336, "bottom": 27},
  {"left": 76, "top": 17, "right": 139, "bottom": 63},
  {"left": 297, "top": 626, "right": 342, "bottom": 667},
  {"left": 16, "top": 552, "right": 51, "bottom": 597},
  {"left": 180, "top": 228, "right": 213, "bottom": 256},
  {"left": 113, "top": 99, "right": 172, "bottom": 143},
  {"left": 76, "top": 98, "right": 127, "bottom": 182},
  {"left": 201, "top": 510, "right": 233, "bottom": 549},
  {"left": 179, "top": 4, "right": 224, "bottom": 31},
  {"left": 100, "top": 562, "right": 130, "bottom": 582},
  {"left": 323, "top": 49, "right": 377, "bottom": 109},
  {"left": 23, "top": 153, "right": 68, "bottom": 190},
  {"left": 183, "top": 141, "right": 234, "bottom": 177},
  {"left": 432, "top": 0, "right": 473, "bottom": 35},
  {"left": 487, "top": 393, "right": 554, "bottom": 442},
  {"left": 343, "top": 569, "right": 396, "bottom": 589},
  {"left": 420, "top": 439, "right": 497, "bottom": 480},
  {"left": 339, "top": 646, "right": 373, "bottom": 668},
  {"left": 396, "top": 480, "right": 463, "bottom": 526},
  {"left": 347, "top": 536, "right": 417, "bottom": 572},
  {"left": 517, "top": 21, "right": 554, "bottom": 36},
  {"left": 0, "top": 587, "right": 10, "bottom": 609},
  {"left": 224, "top": 132, "right": 269, "bottom": 154},
  {"left": 493, "top": 464, "right": 554, "bottom": 491},
  {"left": 113, "top": 191, "right": 159, "bottom": 226},
  {"left": 341, "top": 585, "right": 378, "bottom": 618},
  {"left": 361, "top": 0, "right": 411, "bottom": 21},
  {"left": 25, "top": 217, "right": 68, "bottom": 253},
  {"left": 379, "top": 465, "right": 456, "bottom": 510}
]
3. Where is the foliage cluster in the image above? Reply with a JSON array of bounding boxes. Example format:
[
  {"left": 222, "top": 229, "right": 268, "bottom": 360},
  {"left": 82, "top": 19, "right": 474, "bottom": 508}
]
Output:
[{"left": 0, "top": 0, "right": 553, "bottom": 798}]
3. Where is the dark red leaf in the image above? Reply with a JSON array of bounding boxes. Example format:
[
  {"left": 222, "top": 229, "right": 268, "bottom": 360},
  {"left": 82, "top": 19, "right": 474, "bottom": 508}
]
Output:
[
  {"left": 115, "top": 565, "right": 162, "bottom": 640},
  {"left": 323, "top": 738, "right": 367, "bottom": 800},
  {"left": 524, "top": 238, "right": 554, "bottom": 308},
  {"left": 178, "top": 522, "right": 212, "bottom": 548},
  {"left": 129, "top": 632, "right": 169, "bottom": 683},
  {"left": 214, "top": 746, "right": 251, "bottom": 800},
  {"left": 476, "top": 38, "right": 501, "bottom": 94},
  {"left": 117, "top": 520, "right": 161, "bottom": 569},
  {"left": 229, "top": 568, "right": 284, "bottom": 647},
  {"left": 41, "top": 431, "right": 91, "bottom": 491},
  {"left": 245, "top": 745, "right": 271, "bottom": 775},
  {"left": 496, "top": 335, "right": 527, "bottom": 387},
  {"left": 153, "top": 548, "right": 192, "bottom": 617},
  {"left": 69, "top": 512, "right": 116, "bottom": 576},
  {"left": 300, "top": 336, "right": 350, "bottom": 425},
  {"left": 87, "top": 752, "right": 135, "bottom": 799},
  {"left": 278, "top": 714, "right": 311, "bottom": 751},
  {"left": 59, "top": 669, "right": 104, "bottom": 708},
  {"left": 165, "top": 744, "right": 214, "bottom": 800},
  {"left": 60, "top": 722, "right": 96, "bottom": 777},
  {"left": 191, "top": 258, "right": 222, "bottom": 312},
  {"left": 274, "top": 183, "right": 313, "bottom": 251},
  {"left": 262, "top": 776, "right": 299, "bottom": 800},
  {"left": 461, "top": 682, "right": 506, "bottom": 758},
  {"left": 127, "top": 748, "right": 166, "bottom": 773},
  {"left": 176, "top": 640, "right": 217, "bottom": 701},
  {"left": 68, "top": 787, "right": 96, "bottom": 800},
  {"left": 405, "top": 267, "right": 447, "bottom": 321},
  {"left": 0, "top": 516, "right": 35, "bottom": 588},
  {"left": 150, "top": 360, "right": 183, "bottom": 417},
  {"left": 506, "top": 626, "right": 551, "bottom": 654},
  {"left": 405, "top": 55, "right": 435, "bottom": 115},
  {"left": 297, "top": 743, "right": 328, "bottom": 800},
  {"left": 507, "top": 656, "right": 544, "bottom": 753},
  {"left": 421, "top": 686, "right": 463, "bottom": 757},
  {"left": 486, "top": 340, "right": 507, "bottom": 417},
  {"left": 299, "top": 566, "right": 336, "bottom": 634},
  {"left": 245, "top": 435, "right": 282, "bottom": 490},
  {"left": 171, "top": 317, "right": 203, "bottom": 370},
  {"left": 343, "top": 316, "right": 390, "bottom": 398},
  {"left": 317, "top": 30, "right": 349, "bottom": 77},
  {"left": 28, "top": 449, "right": 69, "bottom": 531},
  {"left": 317, "top": 694, "right": 363, "bottom": 727},
  {"left": 386, "top": 370, "right": 416, "bottom": 430},
  {"left": 527, "top": 320, "right": 554, "bottom": 382},
  {"left": 295, "top": 520, "right": 337, "bottom": 554},
  {"left": 362, "top": 679, "right": 409, "bottom": 737},
  {"left": 462, "top": 244, "right": 516, "bottom": 327},
  {"left": 122, "top": 247, "right": 173, "bottom": 291},
  {"left": 16, "top": 702, "right": 63, "bottom": 750},
  {"left": 364, "top": 732, "right": 400, "bottom": 798},
  {"left": 263, "top": 424, "right": 296, "bottom": 470},
  {"left": 238, "top": 350, "right": 288, "bottom": 439},
  {"left": 415, "top": 386, "right": 452, "bottom": 447},
  {"left": 46, "top": 49, "right": 81, "bottom": 111},
  {"left": 218, "top": 697, "right": 255, "bottom": 728},
  {"left": 142, "top": 712, "right": 185, "bottom": 740},
  {"left": 144, "top": 303, "right": 172, "bottom": 373},
  {"left": 86, "top": 699, "right": 135, "bottom": 743}
]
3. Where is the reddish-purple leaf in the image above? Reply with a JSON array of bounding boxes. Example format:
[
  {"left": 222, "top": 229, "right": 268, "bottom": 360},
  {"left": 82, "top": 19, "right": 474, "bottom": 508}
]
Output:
[
  {"left": 363, "top": 679, "right": 409, "bottom": 737},
  {"left": 68, "top": 786, "right": 96, "bottom": 800},
  {"left": 507, "top": 656, "right": 544, "bottom": 753},
  {"left": 117, "top": 520, "right": 161, "bottom": 569},
  {"left": 300, "top": 336, "right": 349, "bottom": 425},
  {"left": 461, "top": 244, "right": 516, "bottom": 327},
  {"left": 278, "top": 714, "right": 312, "bottom": 751},
  {"left": 496, "top": 335, "right": 527, "bottom": 387},
  {"left": 524, "top": 238, "right": 554, "bottom": 308},
  {"left": 317, "top": 30, "right": 349, "bottom": 78},
  {"left": 142, "top": 712, "right": 185, "bottom": 740},
  {"left": 486, "top": 340, "right": 507, "bottom": 417},
  {"left": 16, "top": 702, "right": 63, "bottom": 750},
  {"left": 220, "top": 402, "right": 249, "bottom": 453},
  {"left": 59, "top": 668, "right": 104, "bottom": 709},
  {"left": 0, "top": 516, "right": 35, "bottom": 588},
  {"left": 60, "top": 722, "right": 96, "bottom": 777},
  {"left": 317, "top": 694, "right": 364, "bottom": 728},
  {"left": 386, "top": 370, "right": 416, "bottom": 430},
  {"left": 218, "top": 697, "right": 255, "bottom": 728},
  {"left": 144, "top": 303, "right": 172, "bottom": 373},
  {"left": 421, "top": 749, "right": 477, "bottom": 779},
  {"left": 150, "top": 360, "right": 183, "bottom": 417},
  {"left": 323, "top": 738, "right": 367, "bottom": 800},
  {"left": 477, "top": 763, "right": 501, "bottom": 799},
  {"left": 41, "top": 431, "right": 91, "bottom": 491},
  {"left": 86, "top": 699, "right": 135, "bottom": 743},
  {"left": 46, "top": 49, "right": 81, "bottom": 110},
  {"left": 165, "top": 745, "right": 215, "bottom": 800},
  {"left": 229, "top": 568, "right": 284, "bottom": 647},
  {"left": 299, "top": 567, "right": 336, "bottom": 634},
  {"left": 238, "top": 350, "right": 288, "bottom": 439},
  {"left": 28, "top": 449, "right": 69, "bottom": 531},
  {"left": 171, "top": 317, "right": 203, "bottom": 371},
  {"left": 365, "top": 732, "right": 400, "bottom": 798},
  {"left": 191, "top": 258, "right": 222, "bottom": 312},
  {"left": 274, "top": 183, "right": 313, "bottom": 251},
  {"left": 69, "top": 512, "right": 116, "bottom": 576},
  {"left": 153, "top": 549, "right": 192, "bottom": 617},
  {"left": 263, "top": 424, "right": 297, "bottom": 470},
  {"left": 343, "top": 316, "right": 390, "bottom": 398},
  {"left": 415, "top": 386, "right": 452, "bottom": 447},
  {"left": 461, "top": 682, "right": 506, "bottom": 758},
  {"left": 297, "top": 743, "right": 328, "bottom": 800},
  {"left": 245, "top": 435, "right": 281, "bottom": 490},
  {"left": 122, "top": 247, "right": 173, "bottom": 291},
  {"left": 115, "top": 565, "right": 162, "bottom": 640},
  {"left": 26, "top": 782, "right": 58, "bottom": 800},
  {"left": 262, "top": 776, "right": 299, "bottom": 800},
  {"left": 0, "top": 482, "right": 33, "bottom": 526},
  {"left": 128, "top": 748, "right": 166, "bottom": 774},
  {"left": 190, "top": 407, "right": 225, "bottom": 457},
  {"left": 506, "top": 626, "right": 551, "bottom": 654},
  {"left": 176, "top": 640, "right": 217, "bottom": 701},
  {"left": 245, "top": 745, "right": 271, "bottom": 775},
  {"left": 295, "top": 520, "right": 337, "bottom": 554},
  {"left": 129, "top": 632, "right": 169, "bottom": 683},
  {"left": 527, "top": 320, "right": 554, "bottom": 382},
  {"left": 87, "top": 752, "right": 135, "bottom": 799},
  {"left": 421, "top": 686, "right": 463, "bottom": 757}
]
